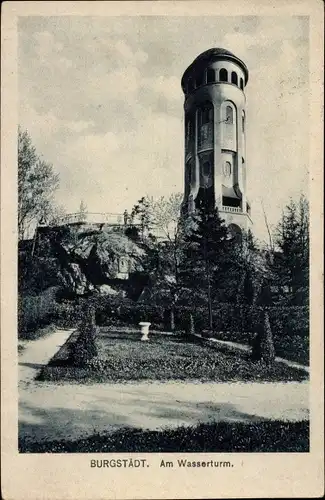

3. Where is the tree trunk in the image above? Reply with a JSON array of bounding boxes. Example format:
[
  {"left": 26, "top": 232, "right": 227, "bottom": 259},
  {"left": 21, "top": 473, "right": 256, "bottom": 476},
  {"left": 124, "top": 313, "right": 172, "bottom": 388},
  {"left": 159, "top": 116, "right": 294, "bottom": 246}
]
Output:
[
  {"left": 189, "top": 313, "right": 195, "bottom": 335},
  {"left": 170, "top": 308, "right": 175, "bottom": 331}
]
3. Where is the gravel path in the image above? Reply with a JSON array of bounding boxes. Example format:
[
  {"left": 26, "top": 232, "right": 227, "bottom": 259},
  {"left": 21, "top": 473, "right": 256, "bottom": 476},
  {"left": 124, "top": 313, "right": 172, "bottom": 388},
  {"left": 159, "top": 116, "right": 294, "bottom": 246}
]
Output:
[
  {"left": 193, "top": 335, "right": 310, "bottom": 373},
  {"left": 18, "top": 328, "right": 309, "bottom": 443}
]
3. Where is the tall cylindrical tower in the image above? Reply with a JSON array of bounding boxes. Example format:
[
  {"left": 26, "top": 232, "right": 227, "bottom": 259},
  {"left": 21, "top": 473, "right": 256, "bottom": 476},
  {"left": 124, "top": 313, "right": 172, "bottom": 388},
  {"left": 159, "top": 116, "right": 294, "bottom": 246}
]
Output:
[{"left": 181, "top": 48, "right": 252, "bottom": 234}]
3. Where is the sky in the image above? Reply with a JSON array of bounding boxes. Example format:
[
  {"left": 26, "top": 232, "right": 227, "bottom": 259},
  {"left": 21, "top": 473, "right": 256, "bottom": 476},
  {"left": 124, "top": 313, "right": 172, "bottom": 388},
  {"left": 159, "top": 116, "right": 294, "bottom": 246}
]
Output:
[{"left": 18, "top": 15, "right": 309, "bottom": 242}]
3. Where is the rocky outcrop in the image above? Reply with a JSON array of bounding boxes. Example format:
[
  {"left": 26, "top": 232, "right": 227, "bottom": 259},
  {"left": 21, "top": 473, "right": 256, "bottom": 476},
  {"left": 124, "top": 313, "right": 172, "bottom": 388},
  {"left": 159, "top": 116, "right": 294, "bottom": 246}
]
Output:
[{"left": 37, "top": 224, "right": 146, "bottom": 296}]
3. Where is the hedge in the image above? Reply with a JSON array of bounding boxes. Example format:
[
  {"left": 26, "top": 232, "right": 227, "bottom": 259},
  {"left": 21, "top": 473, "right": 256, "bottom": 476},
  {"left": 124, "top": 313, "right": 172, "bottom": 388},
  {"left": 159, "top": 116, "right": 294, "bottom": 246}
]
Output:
[
  {"left": 18, "top": 287, "right": 59, "bottom": 337},
  {"left": 18, "top": 287, "right": 84, "bottom": 338},
  {"left": 18, "top": 290, "right": 309, "bottom": 364}
]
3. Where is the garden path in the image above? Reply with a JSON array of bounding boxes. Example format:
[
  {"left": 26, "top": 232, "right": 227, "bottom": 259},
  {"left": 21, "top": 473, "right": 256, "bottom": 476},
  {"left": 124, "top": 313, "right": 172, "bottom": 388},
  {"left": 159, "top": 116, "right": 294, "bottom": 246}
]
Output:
[
  {"left": 192, "top": 334, "right": 310, "bottom": 373},
  {"left": 19, "top": 328, "right": 75, "bottom": 385},
  {"left": 19, "top": 328, "right": 309, "bottom": 443}
]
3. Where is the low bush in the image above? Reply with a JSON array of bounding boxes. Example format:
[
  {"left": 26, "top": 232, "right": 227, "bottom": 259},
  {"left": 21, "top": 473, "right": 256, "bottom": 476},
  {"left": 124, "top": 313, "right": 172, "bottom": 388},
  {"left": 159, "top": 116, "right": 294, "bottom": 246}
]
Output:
[
  {"left": 19, "top": 420, "right": 309, "bottom": 453},
  {"left": 18, "top": 287, "right": 59, "bottom": 338}
]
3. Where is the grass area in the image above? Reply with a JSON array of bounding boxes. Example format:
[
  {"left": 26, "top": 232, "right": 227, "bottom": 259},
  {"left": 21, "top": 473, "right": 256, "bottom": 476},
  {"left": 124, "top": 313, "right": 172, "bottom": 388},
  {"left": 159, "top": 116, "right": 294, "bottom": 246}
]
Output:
[
  {"left": 37, "top": 327, "right": 308, "bottom": 383},
  {"left": 19, "top": 420, "right": 309, "bottom": 453}
]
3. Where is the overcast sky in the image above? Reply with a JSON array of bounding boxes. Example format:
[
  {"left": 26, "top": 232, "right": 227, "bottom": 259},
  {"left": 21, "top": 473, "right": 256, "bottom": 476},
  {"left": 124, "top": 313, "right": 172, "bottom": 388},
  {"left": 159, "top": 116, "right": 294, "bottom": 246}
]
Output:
[{"left": 18, "top": 15, "right": 309, "bottom": 242}]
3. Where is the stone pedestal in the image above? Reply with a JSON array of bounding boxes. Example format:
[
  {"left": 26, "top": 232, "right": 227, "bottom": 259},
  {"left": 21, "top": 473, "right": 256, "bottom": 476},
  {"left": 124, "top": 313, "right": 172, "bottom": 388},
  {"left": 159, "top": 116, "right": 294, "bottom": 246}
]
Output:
[{"left": 139, "top": 322, "right": 151, "bottom": 341}]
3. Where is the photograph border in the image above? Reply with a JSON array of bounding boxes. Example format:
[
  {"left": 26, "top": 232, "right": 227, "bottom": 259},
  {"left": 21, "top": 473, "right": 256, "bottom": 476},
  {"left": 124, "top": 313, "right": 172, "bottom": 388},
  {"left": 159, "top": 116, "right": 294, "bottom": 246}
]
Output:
[{"left": 1, "top": 1, "right": 324, "bottom": 499}]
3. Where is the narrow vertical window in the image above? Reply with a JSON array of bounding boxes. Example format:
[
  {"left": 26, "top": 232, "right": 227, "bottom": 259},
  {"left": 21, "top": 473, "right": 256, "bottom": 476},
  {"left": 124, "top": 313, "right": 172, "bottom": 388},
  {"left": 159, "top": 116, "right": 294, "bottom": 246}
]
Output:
[
  {"left": 242, "top": 111, "right": 245, "bottom": 133},
  {"left": 231, "top": 71, "right": 238, "bottom": 85},
  {"left": 198, "top": 102, "right": 213, "bottom": 151},
  {"left": 226, "top": 105, "right": 233, "bottom": 124},
  {"left": 203, "top": 161, "right": 210, "bottom": 176},
  {"left": 221, "top": 101, "right": 237, "bottom": 151},
  {"left": 219, "top": 68, "right": 228, "bottom": 82},
  {"left": 207, "top": 68, "right": 216, "bottom": 83},
  {"left": 223, "top": 161, "right": 232, "bottom": 177}
]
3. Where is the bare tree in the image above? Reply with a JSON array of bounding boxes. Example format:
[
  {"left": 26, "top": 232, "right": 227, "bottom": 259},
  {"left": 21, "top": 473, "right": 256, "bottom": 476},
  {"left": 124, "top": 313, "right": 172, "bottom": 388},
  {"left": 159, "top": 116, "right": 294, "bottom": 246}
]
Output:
[
  {"left": 18, "top": 127, "right": 59, "bottom": 240},
  {"left": 261, "top": 199, "right": 274, "bottom": 253}
]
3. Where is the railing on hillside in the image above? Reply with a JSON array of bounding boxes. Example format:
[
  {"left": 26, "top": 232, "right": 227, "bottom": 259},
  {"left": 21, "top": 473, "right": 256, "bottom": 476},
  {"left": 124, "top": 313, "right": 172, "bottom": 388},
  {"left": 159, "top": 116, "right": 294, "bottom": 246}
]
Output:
[
  {"left": 221, "top": 206, "right": 242, "bottom": 214},
  {"left": 52, "top": 212, "right": 164, "bottom": 239},
  {"left": 58, "top": 212, "right": 127, "bottom": 225}
]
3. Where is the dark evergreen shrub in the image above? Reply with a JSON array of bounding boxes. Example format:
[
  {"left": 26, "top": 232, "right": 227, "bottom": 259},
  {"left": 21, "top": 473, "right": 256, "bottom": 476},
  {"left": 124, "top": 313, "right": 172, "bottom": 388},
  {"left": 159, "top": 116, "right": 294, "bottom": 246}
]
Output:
[
  {"left": 251, "top": 310, "right": 275, "bottom": 365},
  {"left": 69, "top": 304, "right": 98, "bottom": 366}
]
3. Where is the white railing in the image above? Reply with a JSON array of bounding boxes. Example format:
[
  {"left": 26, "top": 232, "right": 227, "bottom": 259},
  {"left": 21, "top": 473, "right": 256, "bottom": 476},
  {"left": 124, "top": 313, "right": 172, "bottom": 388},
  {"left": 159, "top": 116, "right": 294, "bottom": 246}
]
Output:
[
  {"left": 57, "top": 212, "right": 128, "bottom": 226},
  {"left": 221, "top": 206, "right": 242, "bottom": 213}
]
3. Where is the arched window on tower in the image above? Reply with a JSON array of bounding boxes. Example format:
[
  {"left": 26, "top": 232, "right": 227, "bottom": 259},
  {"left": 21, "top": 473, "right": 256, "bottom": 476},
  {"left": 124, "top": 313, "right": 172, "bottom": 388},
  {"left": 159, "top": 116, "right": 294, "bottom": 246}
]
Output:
[
  {"left": 228, "top": 223, "right": 242, "bottom": 244},
  {"left": 219, "top": 68, "right": 228, "bottom": 82},
  {"left": 207, "top": 68, "right": 216, "bottom": 84},
  {"left": 203, "top": 161, "right": 210, "bottom": 177},
  {"left": 223, "top": 161, "right": 232, "bottom": 177},
  {"left": 221, "top": 101, "right": 237, "bottom": 151},
  {"left": 231, "top": 71, "right": 238, "bottom": 86},
  {"left": 198, "top": 102, "right": 213, "bottom": 151},
  {"left": 240, "top": 78, "right": 244, "bottom": 90},
  {"left": 226, "top": 105, "right": 233, "bottom": 124},
  {"left": 199, "top": 104, "right": 213, "bottom": 126}
]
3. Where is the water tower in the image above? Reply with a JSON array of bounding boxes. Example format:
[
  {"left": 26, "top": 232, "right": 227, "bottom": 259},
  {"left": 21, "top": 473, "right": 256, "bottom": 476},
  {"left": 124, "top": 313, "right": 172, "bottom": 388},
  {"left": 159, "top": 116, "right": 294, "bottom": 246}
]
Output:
[{"left": 181, "top": 48, "right": 252, "bottom": 236}]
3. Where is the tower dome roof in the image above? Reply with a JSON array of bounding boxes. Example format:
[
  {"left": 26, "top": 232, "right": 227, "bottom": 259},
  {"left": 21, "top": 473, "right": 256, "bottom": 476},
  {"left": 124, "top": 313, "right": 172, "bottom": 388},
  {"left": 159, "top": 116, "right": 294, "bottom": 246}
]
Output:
[
  {"left": 193, "top": 47, "right": 237, "bottom": 62},
  {"left": 181, "top": 47, "right": 249, "bottom": 93}
]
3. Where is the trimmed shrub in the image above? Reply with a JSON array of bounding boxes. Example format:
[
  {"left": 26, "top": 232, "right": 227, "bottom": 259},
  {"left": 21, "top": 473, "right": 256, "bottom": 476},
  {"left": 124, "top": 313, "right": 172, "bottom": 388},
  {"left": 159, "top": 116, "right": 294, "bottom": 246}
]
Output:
[
  {"left": 69, "top": 305, "right": 98, "bottom": 366},
  {"left": 252, "top": 310, "right": 275, "bottom": 365}
]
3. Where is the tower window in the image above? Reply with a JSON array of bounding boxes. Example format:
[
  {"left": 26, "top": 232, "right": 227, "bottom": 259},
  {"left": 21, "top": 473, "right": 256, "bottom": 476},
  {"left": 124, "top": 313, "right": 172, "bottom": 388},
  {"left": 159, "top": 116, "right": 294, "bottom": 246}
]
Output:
[
  {"left": 219, "top": 68, "right": 228, "bottom": 82},
  {"left": 231, "top": 71, "right": 238, "bottom": 85},
  {"left": 240, "top": 78, "right": 244, "bottom": 90},
  {"left": 221, "top": 101, "right": 237, "bottom": 151},
  {"left": 207, "top": 68, "right": 216, "bottom": 83},
  {"left": 226, "top": 105, "right": 233, "bottom": 124},
  {"left": 223, "top": 161, "right": 232, "bottom": 177},
  {"left": 196, "top": 72, "right": 204, "bottom": 87},
  {"left": 242, "top": 111, "right": 245, "bottom": 133},
  {"left": 199, "top": 103, "right": 213, "bottom": 125},
  {"left": 228, "top": 223, "right": 243, "bottom": 243},
  {"left": 203, "top": 161, "right": 210, "bottom": 176}
]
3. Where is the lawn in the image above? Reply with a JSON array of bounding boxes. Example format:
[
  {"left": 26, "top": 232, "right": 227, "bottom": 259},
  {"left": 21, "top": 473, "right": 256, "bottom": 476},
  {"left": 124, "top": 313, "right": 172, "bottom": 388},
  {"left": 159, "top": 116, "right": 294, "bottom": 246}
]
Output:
[
  {"left": 37, "top": 326, "right": 308, "bottom": 383},
  {"left": 19, "top": 420, "right": 309, "bottom": 453}
]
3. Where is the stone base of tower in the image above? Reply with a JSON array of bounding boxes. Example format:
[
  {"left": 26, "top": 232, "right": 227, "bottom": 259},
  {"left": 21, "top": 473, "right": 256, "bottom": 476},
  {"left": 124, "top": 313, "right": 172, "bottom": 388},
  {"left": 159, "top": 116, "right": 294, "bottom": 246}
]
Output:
[{"left": 218, "top": 208, "right": 252, "bottom": 235}]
